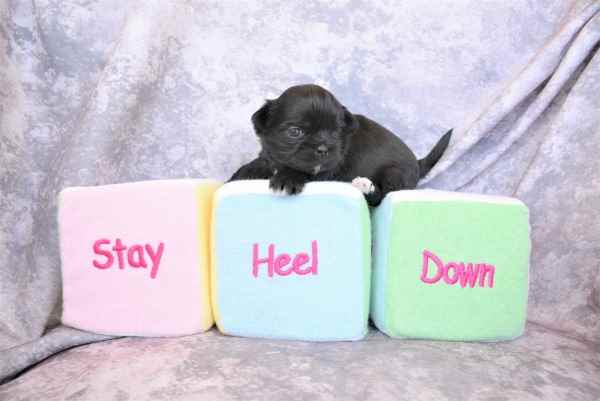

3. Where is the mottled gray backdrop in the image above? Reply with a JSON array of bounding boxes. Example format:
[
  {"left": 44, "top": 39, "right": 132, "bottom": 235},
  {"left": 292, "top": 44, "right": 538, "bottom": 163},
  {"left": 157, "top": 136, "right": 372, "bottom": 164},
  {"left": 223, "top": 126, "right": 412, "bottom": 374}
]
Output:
[{"left": 0, "top": 1, "right": 599, "bottom": 400}]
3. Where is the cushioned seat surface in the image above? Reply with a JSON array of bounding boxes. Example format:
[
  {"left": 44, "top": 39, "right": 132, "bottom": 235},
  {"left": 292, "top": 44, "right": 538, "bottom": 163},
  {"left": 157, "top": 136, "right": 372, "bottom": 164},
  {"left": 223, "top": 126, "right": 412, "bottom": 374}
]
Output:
[{"left": 1, "top": 325, "right": 598, "bottom": 401}]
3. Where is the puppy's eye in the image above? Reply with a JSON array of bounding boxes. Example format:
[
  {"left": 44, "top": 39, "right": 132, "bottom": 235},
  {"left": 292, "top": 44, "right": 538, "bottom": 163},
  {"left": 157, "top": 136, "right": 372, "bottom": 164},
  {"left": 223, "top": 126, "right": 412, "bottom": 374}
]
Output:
[{"left": 287, "top": 127, "right": 305, "bottom": 139}]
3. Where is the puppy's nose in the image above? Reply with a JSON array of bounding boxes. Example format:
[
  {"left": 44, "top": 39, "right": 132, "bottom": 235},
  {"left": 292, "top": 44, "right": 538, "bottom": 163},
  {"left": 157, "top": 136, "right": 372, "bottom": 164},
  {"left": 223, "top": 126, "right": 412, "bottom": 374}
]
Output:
[{"left": 315, "top": 145, "right": 329, "bottom": 158}]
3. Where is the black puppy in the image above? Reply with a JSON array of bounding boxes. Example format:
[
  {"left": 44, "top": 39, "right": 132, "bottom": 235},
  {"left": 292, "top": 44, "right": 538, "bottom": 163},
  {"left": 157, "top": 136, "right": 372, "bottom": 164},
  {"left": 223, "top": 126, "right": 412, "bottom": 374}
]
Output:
[{"left": 230, "top": 84, "right": 452, "bottom": 206}]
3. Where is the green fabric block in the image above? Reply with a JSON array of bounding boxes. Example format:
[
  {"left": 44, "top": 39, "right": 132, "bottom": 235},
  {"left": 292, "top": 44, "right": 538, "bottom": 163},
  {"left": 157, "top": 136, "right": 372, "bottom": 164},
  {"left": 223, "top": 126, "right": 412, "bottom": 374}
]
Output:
[{"left": 371, "top": 190, "right": 530, "bottom": 341}]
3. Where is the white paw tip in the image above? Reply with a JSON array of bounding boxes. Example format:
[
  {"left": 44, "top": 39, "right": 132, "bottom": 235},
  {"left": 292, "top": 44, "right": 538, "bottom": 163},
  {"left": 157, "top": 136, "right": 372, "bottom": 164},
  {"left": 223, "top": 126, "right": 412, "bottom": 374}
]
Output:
[
  {"left": 270, "top": 188, "right": 286, "bottom": 196},
  {"left": 352, "top": 177, "right": 375, "bottom": 194}
]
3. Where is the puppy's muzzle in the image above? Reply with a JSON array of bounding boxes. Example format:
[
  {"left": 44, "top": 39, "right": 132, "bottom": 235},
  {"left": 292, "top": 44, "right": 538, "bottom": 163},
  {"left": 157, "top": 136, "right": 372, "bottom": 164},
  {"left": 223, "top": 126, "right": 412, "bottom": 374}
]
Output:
[{"left": 315, "top": 145, "right": 329, "bottom": 158}]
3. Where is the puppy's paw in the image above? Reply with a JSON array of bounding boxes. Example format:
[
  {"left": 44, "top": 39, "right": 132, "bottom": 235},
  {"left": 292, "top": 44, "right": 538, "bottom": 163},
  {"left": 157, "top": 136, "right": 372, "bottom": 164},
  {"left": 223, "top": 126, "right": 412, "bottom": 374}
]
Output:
[
  {"left": 352, "top": 176, "right": 375, "bottom": 194},
  {"left": 269, "top": 171, "right": 308, "bottom": 195}
]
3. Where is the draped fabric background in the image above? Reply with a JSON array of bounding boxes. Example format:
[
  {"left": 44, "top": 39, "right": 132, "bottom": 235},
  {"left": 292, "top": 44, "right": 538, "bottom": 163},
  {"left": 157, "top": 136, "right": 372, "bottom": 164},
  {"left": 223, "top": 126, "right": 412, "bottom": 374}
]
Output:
[{"left": 1, "top": 0, "right": 599, "bottom": 400}]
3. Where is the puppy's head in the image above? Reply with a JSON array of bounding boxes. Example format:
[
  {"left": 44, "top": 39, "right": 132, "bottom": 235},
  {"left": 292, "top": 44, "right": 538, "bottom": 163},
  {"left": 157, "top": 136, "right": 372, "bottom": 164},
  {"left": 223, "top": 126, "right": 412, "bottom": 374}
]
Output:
[{"left": 251, "top": 84, "right": 358, "bottom": 175}]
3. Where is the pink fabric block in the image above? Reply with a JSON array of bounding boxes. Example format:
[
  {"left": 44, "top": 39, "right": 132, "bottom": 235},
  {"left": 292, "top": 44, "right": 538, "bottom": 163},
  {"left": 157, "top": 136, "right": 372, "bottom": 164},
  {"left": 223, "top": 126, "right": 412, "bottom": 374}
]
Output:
[{"left": 59, "top": 179, "right": 213, "bottom": 337}]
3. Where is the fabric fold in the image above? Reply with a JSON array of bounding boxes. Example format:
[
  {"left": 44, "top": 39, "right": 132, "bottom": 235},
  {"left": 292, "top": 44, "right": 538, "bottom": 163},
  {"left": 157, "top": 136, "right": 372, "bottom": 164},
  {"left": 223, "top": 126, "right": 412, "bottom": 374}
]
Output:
[{"left": 422, "top": 1, "right": 600, "bottom": 188}]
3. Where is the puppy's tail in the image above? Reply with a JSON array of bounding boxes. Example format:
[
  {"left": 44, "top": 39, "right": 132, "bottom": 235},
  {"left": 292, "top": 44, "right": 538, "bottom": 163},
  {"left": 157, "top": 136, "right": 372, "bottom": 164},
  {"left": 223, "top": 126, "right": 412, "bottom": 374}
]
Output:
[{"left": 418, "top": 129, "right": 453, "bottom": 179}]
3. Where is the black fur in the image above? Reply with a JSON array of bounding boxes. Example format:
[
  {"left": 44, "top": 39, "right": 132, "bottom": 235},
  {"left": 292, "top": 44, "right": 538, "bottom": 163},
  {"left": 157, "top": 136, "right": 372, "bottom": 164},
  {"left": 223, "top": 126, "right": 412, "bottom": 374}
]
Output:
[{"left": 230, "top": 84, "right": 452, "bottom": 206}]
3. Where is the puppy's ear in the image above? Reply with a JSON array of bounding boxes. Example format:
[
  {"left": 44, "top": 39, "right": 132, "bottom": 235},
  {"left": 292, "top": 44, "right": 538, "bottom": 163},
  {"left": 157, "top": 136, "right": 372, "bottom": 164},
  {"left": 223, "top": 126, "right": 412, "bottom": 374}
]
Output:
[
  {"left": 251, "top": 100, "right": 274, "bottom": 135},
  {"left": 343, "top": 107, "right": 359, "bottom": 133}
]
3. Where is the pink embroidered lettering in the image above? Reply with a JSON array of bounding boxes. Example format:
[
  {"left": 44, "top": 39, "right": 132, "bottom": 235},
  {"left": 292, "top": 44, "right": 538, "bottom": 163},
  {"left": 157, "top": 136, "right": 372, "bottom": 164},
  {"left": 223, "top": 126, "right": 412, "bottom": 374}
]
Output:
[
  {"left": 459, "top": 263, "right": 480, "bottom": 288},
  {"left": 292, "top": 252, "right": 310, "bottom": 274},
  {"left": 145, "top": 243, "right": 164, "bottom": 280},
  {"left": 479, "top": 264, "right": 495, "bottom": 288},
  {"left": 91, "top": 238, "right": 164, "bottom": 279},
  {"left": 127, "top": 245, "right": 147, "bottom": 268},
  {"left": 420, "top": 250, "right": 444, "bottom": 284},
  {"left": 112, "top": 238, "right": 127, "bottom": 269},
  {"left": 252, "top": 241, "right": 319, "bottom": 278},
  {"left": 444, "top": 262, "right": 461, "bottom": 285},
  {"left": 420, "top": 250, "right": 495, "bottom": 289},
  {"left": 253, "top": 243, "right": 274, "bottom": 277},
  {"left": 93, "top": 239, "right": 113, "bottom": 269},
  {"left": 274, "top": 254, "right": 292, "bottom": 276}
]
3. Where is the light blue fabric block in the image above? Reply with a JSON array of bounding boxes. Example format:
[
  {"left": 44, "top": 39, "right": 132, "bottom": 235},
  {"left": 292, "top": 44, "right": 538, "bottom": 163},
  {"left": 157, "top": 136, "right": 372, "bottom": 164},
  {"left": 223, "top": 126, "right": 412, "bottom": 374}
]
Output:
[{"left": 213, "top": 180, "right": 371, "bottom": 341}]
